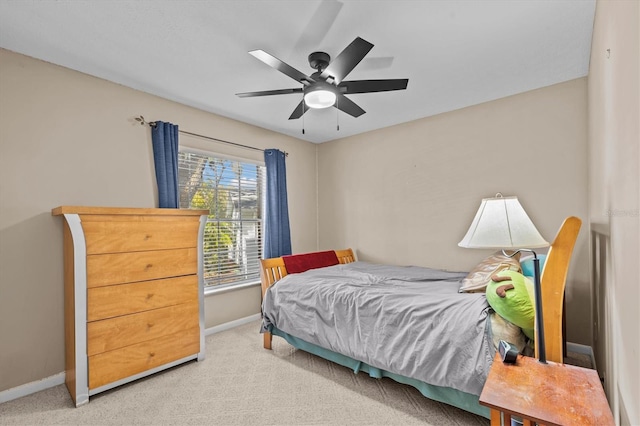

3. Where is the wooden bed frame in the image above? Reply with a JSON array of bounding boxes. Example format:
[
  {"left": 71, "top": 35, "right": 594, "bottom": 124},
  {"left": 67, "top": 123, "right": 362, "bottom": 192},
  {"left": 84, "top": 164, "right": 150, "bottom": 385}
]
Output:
[{"left": 260, "top": 217, "right": 581, "bottom": 363}]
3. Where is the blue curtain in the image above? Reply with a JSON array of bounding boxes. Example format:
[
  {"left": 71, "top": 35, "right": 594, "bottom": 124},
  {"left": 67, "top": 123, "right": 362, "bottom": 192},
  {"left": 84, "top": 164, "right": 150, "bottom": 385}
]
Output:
[
  {"left": 264, "top": 149, "right": 292, "bottom": 258},
  {"left": 151, "top": 121, "right": 179, "bottom": 208}
]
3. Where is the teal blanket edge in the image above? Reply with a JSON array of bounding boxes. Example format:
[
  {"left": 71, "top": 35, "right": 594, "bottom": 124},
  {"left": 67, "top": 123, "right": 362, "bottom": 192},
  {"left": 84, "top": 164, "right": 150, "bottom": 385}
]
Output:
[{"left": 270, "top": 327, "right": 490, "bottom": 419}]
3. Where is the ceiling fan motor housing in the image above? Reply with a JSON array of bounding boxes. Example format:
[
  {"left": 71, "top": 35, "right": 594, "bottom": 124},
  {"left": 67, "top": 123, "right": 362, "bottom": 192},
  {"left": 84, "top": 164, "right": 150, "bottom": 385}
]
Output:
[{"left": 308, "top": 51, "right": 331, "bottom": 71}]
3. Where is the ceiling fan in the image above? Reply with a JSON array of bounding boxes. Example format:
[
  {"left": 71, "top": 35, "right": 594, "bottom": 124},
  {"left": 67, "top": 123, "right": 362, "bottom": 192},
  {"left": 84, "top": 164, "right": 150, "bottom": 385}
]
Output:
[{"left": 236, "top": 37, "right": 408, "bottom": 120}]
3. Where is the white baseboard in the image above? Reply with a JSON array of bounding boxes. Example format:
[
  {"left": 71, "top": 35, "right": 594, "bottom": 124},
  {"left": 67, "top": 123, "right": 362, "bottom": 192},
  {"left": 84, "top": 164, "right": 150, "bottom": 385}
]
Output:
[
  {"left": 566, "top": 342, "right": 597, "bottom": 370},
  {"left": 1, "top": 315, "right": 261, "bottom": 405},
  {"left": 0, "top": 372, "right": 65, "bottom": 404},
  {"left": 204, "top": 313, "right": 261, "bottom": 336}
]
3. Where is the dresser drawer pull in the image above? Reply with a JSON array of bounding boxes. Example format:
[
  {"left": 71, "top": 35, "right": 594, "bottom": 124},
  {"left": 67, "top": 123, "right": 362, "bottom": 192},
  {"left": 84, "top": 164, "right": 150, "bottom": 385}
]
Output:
[
  {"left": 149, "top": 352, "right": 155, "bottom": 358},
  {"left": 145, "top": 263, "right": 153, "bottom": 270},
  {"left": 146, "top": 293, "right": 154, "bottom": 300},
  {"left": 144, "top": 234, "right": 151, "bottom": 241},
  {"left": 147, "top": 323, "right": 154, "bottom": 329}
]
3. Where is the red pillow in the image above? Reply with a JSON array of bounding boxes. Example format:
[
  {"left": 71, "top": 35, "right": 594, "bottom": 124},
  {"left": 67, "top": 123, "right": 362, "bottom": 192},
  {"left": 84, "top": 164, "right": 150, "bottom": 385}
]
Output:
[{"left": 282, "top": 251, "right": 339, "bottom": 274}]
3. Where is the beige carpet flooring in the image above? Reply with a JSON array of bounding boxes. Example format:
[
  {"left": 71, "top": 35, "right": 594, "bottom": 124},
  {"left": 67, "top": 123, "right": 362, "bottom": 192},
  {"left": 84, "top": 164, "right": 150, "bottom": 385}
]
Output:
[{"left": 1, "top": 321, "right": 492, "bottom": 425}]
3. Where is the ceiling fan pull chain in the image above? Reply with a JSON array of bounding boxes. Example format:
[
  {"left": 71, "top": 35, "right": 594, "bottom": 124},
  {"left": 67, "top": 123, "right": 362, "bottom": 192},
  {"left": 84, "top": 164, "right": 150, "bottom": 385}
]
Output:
[
  {"left": 302, "top": 87, "right": 306, "bottom": 134},
  {"left": 336, "top": 96, "right": 340, "bottom": 131}
]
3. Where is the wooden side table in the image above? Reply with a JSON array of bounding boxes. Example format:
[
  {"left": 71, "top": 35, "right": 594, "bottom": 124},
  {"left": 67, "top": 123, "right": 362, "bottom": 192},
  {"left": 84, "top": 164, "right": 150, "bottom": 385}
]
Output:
[{"left": 479, "top": 354, "right": 614, "bottom": 426}]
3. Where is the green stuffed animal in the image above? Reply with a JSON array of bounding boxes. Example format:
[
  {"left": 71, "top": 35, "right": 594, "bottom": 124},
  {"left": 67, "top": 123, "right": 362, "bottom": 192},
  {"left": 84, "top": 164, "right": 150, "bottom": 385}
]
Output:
[{"left": 486, "top": 270, "right": 536, "bottom": 340}]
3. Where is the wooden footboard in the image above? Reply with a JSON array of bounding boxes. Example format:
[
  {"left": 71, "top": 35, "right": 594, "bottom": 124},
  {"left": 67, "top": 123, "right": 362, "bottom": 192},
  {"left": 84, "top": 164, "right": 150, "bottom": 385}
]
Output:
[{"left": 260, "top": 248, "right": 355, "bottom": 349}]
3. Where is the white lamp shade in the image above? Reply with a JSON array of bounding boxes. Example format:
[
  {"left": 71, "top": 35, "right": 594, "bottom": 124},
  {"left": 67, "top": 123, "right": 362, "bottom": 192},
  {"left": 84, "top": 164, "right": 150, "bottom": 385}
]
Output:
[
  {"left": 458, "top": 195, "right": 549, "bottom": 249},
  {"left": 304, "top": 89, "right": 336, "bottom": 109}
]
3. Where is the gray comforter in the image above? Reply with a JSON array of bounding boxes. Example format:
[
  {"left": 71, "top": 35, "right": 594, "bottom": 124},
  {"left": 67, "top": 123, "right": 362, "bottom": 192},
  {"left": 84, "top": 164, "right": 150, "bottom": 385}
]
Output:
[{"left": 262, "top": 261, "right": 495, "bottom": 396}]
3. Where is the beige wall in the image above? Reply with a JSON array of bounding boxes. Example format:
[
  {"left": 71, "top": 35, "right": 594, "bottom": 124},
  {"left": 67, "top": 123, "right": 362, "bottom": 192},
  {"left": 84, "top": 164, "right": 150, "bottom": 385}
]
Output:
[
  {"left": 0, "top": 48, "right": 318, "bottom": 391},
  {"left": 318, "top": 78, "right": 591, "bottom": 345},
  {"left": 588, "top": 1, "right": 639, "bottom": 424}
]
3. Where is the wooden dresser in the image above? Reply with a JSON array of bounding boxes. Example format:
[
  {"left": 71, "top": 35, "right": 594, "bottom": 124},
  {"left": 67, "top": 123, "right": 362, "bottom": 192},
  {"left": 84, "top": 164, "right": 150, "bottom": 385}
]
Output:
[{"left": 52, "top": 206, "right": 209, "bottom": 407}]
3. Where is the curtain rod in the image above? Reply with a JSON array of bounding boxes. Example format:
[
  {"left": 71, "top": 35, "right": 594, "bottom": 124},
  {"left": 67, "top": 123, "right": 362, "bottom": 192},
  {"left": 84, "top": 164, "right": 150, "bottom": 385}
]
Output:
[{"left": 135, "top": 116, "right": 287, "bottom": 157}]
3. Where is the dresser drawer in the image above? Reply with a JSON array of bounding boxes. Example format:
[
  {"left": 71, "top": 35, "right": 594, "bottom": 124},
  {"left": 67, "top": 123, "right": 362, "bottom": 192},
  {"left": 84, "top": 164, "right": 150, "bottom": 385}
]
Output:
[
  {"left": 82, "top": 219, "right": 200, "bottom": 255},
  {"left": 87, "top": 248, "right": 197, "bottom": 288},
  {"left": 88, "top": 327, "right": 200, "bottom": 390},
  {"left": 87, "top": 302, "right": 198, "bottom": 356},
  {"left": 87, "top": 275, "right": 197, "bottom": 321}
]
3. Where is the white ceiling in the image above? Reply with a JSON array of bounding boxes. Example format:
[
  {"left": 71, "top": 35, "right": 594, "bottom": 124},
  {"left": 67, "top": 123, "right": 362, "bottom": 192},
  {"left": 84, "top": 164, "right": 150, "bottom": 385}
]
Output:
[{"left": 0, "top": 0, "right": 596, "bottom": 143}]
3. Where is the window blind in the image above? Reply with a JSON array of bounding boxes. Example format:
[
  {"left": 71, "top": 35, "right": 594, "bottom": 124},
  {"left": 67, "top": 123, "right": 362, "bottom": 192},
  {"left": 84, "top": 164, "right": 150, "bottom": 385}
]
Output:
[{"left": 178, "top": 149, "right": 265, "bottom": 287}]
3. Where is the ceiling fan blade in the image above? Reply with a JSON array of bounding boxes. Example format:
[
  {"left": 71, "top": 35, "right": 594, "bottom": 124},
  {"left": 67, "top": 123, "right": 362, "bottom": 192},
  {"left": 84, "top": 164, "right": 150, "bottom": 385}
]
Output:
[
  {"left": 339, "top": 79, "right": 408, "bottom": 94},
  {"left": 320, "top": 37, "right": 373, "bottom": 84},
  {"left": 334, "top": 94, "right": 365, "bottom": 118},
  {"left": 236, "top": 88, "right": 303, "bottom": 98},
  {"left": 249, "top": 50, "right": 314, "bottom": 85},
  {"left": 288, "top": 100, "right": 308, "bottom": 120}
]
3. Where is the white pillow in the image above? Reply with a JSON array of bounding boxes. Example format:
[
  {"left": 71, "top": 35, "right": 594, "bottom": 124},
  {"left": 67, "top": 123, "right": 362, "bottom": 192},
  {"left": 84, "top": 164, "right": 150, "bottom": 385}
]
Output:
[{"left": 458, "top": 251, "right": 521, "bottom": 293}]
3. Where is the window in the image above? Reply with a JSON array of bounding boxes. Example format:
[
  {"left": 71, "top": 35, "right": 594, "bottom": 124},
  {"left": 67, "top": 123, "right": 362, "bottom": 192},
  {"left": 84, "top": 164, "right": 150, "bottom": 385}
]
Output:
[{"left": 178, "top": 148, "right": 265, "bottom": 288}]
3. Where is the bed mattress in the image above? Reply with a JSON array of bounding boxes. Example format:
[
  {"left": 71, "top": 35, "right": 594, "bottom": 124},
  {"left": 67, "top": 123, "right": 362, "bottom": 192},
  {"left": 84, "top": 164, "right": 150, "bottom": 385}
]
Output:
[{"left": 262, "top": 261, "right": 495, "bottom": 396}]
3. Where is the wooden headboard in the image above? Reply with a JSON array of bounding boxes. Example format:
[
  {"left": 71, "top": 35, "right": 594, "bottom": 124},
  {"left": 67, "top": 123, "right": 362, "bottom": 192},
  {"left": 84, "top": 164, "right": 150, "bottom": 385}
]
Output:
[
  {"left": 538, "top": 216, "right": 582, "bottom": 363},
  {"left": 260, "top": 248, "right": 355, "bottom": 298}
]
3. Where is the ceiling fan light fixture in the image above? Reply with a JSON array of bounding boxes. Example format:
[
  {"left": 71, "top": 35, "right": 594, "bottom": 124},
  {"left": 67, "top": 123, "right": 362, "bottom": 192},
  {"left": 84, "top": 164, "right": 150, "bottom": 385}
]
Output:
[{"left": 304, "top": 86, "right": 336, "bottom": 109}]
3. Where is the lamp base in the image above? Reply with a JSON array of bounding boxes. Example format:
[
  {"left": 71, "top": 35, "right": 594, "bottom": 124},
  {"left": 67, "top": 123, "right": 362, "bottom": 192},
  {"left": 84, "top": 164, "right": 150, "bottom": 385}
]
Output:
[{"left": 533, "top": 256, "right": 546, "bottom": 363}]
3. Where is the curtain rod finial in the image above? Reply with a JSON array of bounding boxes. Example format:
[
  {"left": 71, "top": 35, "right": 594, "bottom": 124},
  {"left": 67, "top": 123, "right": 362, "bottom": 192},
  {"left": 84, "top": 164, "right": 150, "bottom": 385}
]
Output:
[{"left": 135, "top": 115, "right": 156, "bottom": 128}]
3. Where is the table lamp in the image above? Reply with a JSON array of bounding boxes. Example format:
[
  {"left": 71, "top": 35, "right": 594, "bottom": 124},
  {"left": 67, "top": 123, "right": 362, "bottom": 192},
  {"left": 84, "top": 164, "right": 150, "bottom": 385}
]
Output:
[{"left": 459, "top": 193, "right": 550, "bottom": 363}]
